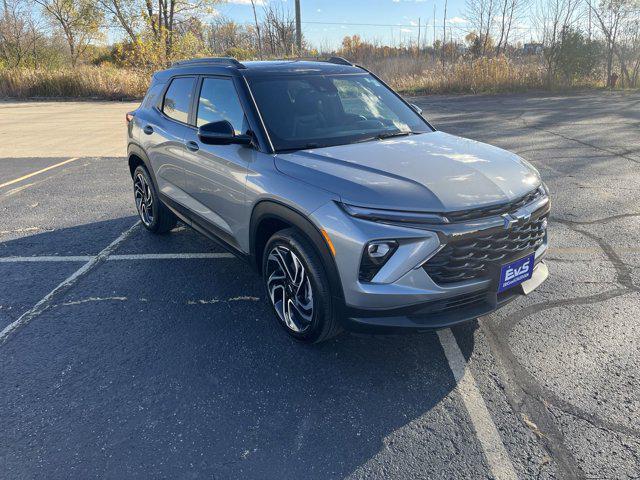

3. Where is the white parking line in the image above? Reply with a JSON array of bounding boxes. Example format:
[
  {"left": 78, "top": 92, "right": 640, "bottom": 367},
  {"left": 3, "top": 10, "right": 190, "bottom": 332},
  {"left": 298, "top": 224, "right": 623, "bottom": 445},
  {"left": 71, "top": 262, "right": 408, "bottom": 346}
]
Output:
[
  {"left": 109, "top": 253, "right": 235, "bottom": 260},
  {"left": 437, "top": 329, "right": 518, "bottom": 480},
  {"left": 0, "top": 253, "right": 236, "bottom": 263},
  {"left": 0, "top": 157, "right": 80, "bottom": 189},
  {"left": 0, "top": 256, "right": 92, "bottom": 262},
  {"left": 0, "top": 222, "right": 140, "bottom": 346}
]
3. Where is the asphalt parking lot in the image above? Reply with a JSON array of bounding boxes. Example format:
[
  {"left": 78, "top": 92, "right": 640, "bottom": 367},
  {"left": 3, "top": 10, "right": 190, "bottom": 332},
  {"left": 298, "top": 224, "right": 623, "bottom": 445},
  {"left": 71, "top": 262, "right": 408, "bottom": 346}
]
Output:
[{"left": 1, "top": 92, "right": 639, "bottom": 479}]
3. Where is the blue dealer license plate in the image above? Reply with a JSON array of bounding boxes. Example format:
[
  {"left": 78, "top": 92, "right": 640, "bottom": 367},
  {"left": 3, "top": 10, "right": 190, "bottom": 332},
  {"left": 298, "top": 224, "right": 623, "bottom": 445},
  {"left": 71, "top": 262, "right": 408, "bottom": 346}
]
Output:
[{"left": 498, "top": 253, "right": 535, "bottom": 293}]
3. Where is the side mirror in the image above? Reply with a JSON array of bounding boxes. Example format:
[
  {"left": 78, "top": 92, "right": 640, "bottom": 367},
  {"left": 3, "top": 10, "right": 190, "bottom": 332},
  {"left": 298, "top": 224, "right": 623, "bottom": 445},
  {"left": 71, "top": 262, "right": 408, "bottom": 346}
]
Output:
[
  {"left": 198, "top": 120, "right": 252, "bottom": 146},
  {"left": 410, "top": 103, "right": 423, "bottom": 115}
]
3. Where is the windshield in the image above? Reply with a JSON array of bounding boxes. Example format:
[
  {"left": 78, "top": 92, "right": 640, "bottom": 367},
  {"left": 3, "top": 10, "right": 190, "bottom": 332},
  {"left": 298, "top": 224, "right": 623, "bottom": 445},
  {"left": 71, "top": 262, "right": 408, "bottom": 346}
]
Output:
[{"left": 247, "top": 73, "right": 432, "bottom": 152}]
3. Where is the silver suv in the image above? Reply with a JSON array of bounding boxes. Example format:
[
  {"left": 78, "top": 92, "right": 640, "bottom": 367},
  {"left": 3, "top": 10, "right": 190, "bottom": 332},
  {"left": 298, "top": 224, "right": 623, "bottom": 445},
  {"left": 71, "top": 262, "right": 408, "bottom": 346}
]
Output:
[{"left": 126, "top": 57, "right": 550, "bottom": 343}]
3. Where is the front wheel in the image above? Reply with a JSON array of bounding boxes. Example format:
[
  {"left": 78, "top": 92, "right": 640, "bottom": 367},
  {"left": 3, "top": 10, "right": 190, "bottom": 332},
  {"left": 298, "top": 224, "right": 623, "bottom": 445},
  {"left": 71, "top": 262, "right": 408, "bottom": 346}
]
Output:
[{"left": 262, "top": 228, "right": 342, "bottom": 343}]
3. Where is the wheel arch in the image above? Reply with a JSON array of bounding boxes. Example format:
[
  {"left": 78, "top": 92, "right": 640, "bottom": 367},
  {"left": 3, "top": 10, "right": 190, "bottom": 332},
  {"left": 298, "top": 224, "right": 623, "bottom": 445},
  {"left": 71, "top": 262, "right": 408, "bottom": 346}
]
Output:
[
  {"left": 250, "top": 200, "right": 344, "bottom": 300},
  {"left": 127, "top": 143, "right": 159, "bottom": 186}
]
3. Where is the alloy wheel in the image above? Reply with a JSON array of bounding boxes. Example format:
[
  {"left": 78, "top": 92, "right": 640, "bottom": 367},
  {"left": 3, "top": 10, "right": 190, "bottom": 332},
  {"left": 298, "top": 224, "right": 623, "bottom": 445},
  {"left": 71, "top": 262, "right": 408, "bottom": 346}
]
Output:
[
  {"left": 134, "top": 172, "right": 154, "bottom": 226},
  {"left": 266, "top": 245, "right": 314, "bottom": 333}
]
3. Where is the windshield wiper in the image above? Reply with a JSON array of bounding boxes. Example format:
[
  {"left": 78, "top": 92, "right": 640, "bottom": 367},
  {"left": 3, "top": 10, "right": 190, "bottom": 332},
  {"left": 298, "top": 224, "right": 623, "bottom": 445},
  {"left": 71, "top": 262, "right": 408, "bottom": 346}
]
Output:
[
  {"left": 378, "top": 131, "right": 414, "bottom": 139},
  {"left": 278, "top": 143, "right": 321, "bottom": 153},
  {"left": 354, "top": 131, "right": 415, "bottom": 144}
]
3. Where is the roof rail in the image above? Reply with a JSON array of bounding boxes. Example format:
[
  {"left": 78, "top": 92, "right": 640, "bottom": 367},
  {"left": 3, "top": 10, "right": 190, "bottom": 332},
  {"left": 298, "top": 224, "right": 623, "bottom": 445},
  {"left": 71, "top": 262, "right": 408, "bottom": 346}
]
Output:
[
  {"left": 274, "top": 56, "right": 354, "bottom": 66},
  {"left": 326, "top": 56, "right": 353, "bottom": 66},
  {"left": 171, "top": 57, "right": 246, "bottom": 69}
]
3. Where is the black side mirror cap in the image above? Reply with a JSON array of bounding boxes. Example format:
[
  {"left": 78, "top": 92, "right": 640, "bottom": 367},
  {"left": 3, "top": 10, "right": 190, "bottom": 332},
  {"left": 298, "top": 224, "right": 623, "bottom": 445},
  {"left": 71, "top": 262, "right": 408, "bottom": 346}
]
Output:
[{"left": 198, "top": 120, "right": 252, "bottom": 146}]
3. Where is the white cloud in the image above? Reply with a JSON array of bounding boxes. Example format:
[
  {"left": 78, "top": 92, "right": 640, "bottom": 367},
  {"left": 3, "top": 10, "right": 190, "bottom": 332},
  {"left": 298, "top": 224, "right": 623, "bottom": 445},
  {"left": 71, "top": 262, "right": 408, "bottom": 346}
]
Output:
[
  {"left": 400, "top": 28, "right": 412, "bottom": 33},
  {"left": 448, "top": 17, "right": 467, "bottom": 24}
]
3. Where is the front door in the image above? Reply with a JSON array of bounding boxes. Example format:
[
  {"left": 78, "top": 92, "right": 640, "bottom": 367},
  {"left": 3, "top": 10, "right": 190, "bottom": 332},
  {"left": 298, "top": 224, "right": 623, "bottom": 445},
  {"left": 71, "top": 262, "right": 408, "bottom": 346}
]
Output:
[{"left": 182, "top": 76, "right": 253, "bottom": 247}]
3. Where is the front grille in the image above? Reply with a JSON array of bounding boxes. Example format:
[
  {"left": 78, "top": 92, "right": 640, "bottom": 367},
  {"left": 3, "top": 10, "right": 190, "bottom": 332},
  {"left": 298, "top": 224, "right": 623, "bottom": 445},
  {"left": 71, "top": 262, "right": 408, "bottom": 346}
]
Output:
[
  {"left": 424, "top": 214, "right": 547, "bottom": 284},
  {"left": 444, "top": 188, "right": 542, "bottom": 223}
]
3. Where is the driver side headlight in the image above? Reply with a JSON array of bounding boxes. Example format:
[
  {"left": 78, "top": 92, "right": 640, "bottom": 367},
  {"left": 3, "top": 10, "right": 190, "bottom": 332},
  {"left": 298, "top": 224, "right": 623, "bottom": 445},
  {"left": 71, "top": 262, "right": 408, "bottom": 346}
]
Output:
[{"left": 340, "top": 203, "right": 447, "bottom": 226}]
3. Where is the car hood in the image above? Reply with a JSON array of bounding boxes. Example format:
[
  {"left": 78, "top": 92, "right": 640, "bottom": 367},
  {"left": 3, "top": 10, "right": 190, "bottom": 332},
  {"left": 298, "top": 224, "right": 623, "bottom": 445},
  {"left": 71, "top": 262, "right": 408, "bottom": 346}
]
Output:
[{"left": 274, "top": 131, "right": 541, "bottom": 212}]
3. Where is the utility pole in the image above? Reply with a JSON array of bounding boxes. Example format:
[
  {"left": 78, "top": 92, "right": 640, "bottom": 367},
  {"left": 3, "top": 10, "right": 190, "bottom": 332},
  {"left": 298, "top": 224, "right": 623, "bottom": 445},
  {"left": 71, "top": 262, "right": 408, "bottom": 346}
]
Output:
[
  {"left": 295, "top": 0, "right": 302, "bottom": 55},
  {"left": 417, "top": 17, "right": 421, "bottom": 53},
  {"left": 442, "top": 0, "right": 447, "bottom": 69}
]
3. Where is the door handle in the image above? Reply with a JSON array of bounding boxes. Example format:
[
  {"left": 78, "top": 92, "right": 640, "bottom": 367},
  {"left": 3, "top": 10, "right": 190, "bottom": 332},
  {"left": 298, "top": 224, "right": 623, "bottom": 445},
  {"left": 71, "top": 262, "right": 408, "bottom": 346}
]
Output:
[
  {"left": 185, "top": 141, "right": 199, "bottom": 152},
  {"left": 143, "top": 125, "right": 154, "bottom": 135}
]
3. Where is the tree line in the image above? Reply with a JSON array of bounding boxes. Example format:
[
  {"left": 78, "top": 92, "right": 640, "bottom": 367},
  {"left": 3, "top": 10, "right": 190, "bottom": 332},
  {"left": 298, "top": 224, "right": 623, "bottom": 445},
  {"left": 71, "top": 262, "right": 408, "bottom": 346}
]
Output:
[{"left": 1, "top": 0, "right": 639, "bottom": 89}]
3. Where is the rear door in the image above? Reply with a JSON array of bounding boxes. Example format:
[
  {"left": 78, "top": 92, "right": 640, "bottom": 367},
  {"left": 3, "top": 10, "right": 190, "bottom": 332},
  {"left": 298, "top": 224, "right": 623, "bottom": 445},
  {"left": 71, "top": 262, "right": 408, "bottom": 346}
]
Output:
[
  {"left": 182, "top": 76, "right": 252, "bottom": 246},
  {"left": 141, "top": 76, "right": 196, "bottom": 200}
]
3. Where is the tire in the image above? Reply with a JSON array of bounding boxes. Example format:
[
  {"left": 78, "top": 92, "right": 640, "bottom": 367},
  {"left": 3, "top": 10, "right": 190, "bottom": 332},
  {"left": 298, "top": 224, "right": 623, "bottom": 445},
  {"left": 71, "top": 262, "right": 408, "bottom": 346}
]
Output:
[
  {"left": 132, "top": 165, "right": 177, "bottom": 233},
  {"left": 262, "top": 228, "right": 342, "bottom": 343}
]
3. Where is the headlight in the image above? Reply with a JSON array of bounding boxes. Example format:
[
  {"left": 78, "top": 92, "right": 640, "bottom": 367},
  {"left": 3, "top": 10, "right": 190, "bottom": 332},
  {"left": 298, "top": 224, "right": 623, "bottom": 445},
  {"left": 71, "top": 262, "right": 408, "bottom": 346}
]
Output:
[
  {"left": 538, "top": 182, "right": 549, "bottom": 196},
  {"left": 359, "top": 240, "right": 398, "bottom": 282},
  {"left": 340, "top": 203, "right": 447, "bottom": 226}
]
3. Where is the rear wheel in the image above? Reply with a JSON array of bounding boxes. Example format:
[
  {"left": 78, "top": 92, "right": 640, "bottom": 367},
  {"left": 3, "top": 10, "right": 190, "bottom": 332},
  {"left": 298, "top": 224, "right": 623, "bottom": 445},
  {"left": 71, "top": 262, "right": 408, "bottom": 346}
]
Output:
[
  {"left": 262, "top": 228, "right": 342, "bottom": 343},
  {"left": 133, "top": 165, "right": 177, "bottom": 233}
]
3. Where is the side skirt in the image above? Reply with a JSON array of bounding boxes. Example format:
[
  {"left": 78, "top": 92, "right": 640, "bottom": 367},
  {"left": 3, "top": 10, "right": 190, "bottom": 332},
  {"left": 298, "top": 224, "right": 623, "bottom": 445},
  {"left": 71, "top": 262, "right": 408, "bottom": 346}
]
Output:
[{"left": 159, "top": 193, "right": 254, "bottom": 268}]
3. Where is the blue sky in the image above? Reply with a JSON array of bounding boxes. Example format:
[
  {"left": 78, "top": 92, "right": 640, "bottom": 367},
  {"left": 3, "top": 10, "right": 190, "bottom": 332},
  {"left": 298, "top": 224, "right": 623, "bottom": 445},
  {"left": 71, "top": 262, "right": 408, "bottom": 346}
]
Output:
[{"left": 217, "top": 0, "right": 473, "bottom": 49}]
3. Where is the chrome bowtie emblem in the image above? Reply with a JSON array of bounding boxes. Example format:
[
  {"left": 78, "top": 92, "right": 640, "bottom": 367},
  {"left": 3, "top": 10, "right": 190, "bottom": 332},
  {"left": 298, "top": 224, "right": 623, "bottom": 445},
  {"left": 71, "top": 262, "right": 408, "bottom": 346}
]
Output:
[
  {"left": 502, "top": 214, "right": 517, "bottom": 229},
  {"left": 502, "top": 210, "right": 531, "bottom": 229}
]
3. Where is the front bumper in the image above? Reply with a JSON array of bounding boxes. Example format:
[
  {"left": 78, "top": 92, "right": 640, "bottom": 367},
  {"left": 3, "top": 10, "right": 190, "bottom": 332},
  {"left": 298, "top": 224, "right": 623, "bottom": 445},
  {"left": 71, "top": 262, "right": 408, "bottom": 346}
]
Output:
[
  {"left": 311, "top": 193, "right": 550, "bottom": 312},
  {"left": 342, "top": 261, "right": 549, "bottom": 333}
]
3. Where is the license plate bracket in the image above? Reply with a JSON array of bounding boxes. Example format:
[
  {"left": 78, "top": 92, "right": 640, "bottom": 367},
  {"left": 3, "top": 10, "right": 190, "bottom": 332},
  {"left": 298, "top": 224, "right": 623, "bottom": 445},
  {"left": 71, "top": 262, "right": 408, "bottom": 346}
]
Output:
[{"left": 498, "top": 253, "right": 535, "bottom": 293}]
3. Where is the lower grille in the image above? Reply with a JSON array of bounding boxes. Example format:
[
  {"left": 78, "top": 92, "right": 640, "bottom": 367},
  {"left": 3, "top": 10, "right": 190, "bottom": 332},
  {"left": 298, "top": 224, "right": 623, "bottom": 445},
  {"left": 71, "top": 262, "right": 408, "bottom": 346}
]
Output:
[
  {"left": 405, "top": 289, "right": 491, "bottom": 320},
  {"left": 424, "top": 214, "right": 547, "bottom": 284}
]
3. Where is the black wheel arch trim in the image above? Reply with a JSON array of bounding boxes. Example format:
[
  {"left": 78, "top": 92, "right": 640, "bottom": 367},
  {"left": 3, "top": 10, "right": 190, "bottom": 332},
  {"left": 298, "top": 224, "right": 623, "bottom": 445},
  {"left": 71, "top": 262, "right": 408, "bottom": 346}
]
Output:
[
  {"left": 127, "top": 143, "right": 160, "bottom": 188},
  {"left": 250, "top": 200, "right": 345, "bottom": 300}
]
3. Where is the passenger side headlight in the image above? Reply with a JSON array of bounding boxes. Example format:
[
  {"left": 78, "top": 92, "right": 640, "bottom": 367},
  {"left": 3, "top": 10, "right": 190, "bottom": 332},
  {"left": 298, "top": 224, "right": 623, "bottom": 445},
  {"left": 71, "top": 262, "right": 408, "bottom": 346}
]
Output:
[{"left": 359, "top": 240, "right": 398, "bottom": 282}]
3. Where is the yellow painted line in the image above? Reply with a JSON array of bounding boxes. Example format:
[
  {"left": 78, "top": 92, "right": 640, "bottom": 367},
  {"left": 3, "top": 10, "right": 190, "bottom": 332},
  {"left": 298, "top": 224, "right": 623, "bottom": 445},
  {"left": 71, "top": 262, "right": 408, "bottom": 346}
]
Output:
[{"left": 0, "top": 157, "right": 80, "bottom": 189}]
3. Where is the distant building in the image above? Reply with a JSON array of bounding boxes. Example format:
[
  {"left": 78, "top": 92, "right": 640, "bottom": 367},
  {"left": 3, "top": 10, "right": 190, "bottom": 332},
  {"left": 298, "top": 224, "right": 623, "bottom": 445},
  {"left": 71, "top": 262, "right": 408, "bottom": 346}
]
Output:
[{"left": 523, "top": 43, "right": 544, "bottom": 55}]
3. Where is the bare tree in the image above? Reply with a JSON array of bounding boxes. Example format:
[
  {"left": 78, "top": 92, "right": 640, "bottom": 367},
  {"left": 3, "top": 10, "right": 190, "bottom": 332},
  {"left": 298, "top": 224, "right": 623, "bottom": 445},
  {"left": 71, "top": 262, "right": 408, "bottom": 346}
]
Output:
[
  {"left": 534, "top": 0, "right": 583, "bottom": 84},
  {"left": 139, "top": 0, "right": 220, "bottom": 58},
  {"left": 495, "top": 0, "right": 529, "bottom": 53},
  {"left": 96, "top": 0, "right": 139, "bottom": 42},
  {"left": 587, "top": 0, "right": 640, "bottom": 86},
  {"left": 0, "top": 0, "right": 39, "bottom": 67},
  {"left": 466, "top": 0, "right": 497, "bottom": 55},
  {"left": 262, "top": 2, "right": 296, "bottom": 56},
  {"left": 207, "top": 15, "right": 253, "bottom": 53},
  {"left": 249, "top": 0, "right": 262, "bottom": 58},
  {"left": 33, "top": 0, "right": 103, "bottom": 66},
  {"left": 442, "top": 0, "right": 448, "bottom": 66}
]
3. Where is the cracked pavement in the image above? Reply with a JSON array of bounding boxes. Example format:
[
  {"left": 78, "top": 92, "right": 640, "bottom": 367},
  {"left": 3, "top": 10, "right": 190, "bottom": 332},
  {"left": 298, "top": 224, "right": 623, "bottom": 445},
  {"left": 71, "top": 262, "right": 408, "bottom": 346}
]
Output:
[
  {"left": 1, "top": 93, "right": 639, "bottom": 478},
  {"left": 415, "top": 91, "right": 640, "bottom": 479}
]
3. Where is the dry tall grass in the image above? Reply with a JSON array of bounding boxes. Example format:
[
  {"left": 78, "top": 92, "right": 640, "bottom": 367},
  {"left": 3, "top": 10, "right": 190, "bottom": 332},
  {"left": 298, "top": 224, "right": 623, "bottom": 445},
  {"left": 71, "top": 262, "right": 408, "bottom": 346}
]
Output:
[
  {"left": 0, "top": 66, "right": 149, "bottom": 99},
  {"left": 0, "top": 57, "right": 603, "bottom": 99},
  {"left": 363, "top": 56, "right": 559, "bottom": 94}
]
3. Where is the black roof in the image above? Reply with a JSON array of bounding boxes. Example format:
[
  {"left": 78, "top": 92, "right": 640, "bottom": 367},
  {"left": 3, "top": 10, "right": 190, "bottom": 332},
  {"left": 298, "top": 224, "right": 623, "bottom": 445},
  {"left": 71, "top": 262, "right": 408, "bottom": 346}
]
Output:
[{"left": 152, "top": 57, "right": 364, "bottom": 82}]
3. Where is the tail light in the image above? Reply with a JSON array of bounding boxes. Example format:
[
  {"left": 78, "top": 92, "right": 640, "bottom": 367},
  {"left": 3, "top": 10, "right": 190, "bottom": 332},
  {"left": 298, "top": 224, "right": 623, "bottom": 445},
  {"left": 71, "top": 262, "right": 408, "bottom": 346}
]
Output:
[{"left": 125, "top": 112, "right": 135, "bottom": 123}]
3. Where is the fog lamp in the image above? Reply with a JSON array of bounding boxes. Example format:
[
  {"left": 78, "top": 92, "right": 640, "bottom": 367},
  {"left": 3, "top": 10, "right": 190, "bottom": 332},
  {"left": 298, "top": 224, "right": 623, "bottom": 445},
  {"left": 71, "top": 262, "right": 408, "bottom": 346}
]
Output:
[{"left": 359, "top": 240, "right": 398, "bottom": 282}]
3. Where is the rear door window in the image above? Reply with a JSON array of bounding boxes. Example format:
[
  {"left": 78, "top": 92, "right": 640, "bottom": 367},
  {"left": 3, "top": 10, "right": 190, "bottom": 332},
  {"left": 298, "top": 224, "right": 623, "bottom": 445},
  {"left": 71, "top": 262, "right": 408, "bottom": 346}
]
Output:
[{"left": 162, "top": 77, "right": 195, "bottom": 123}]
